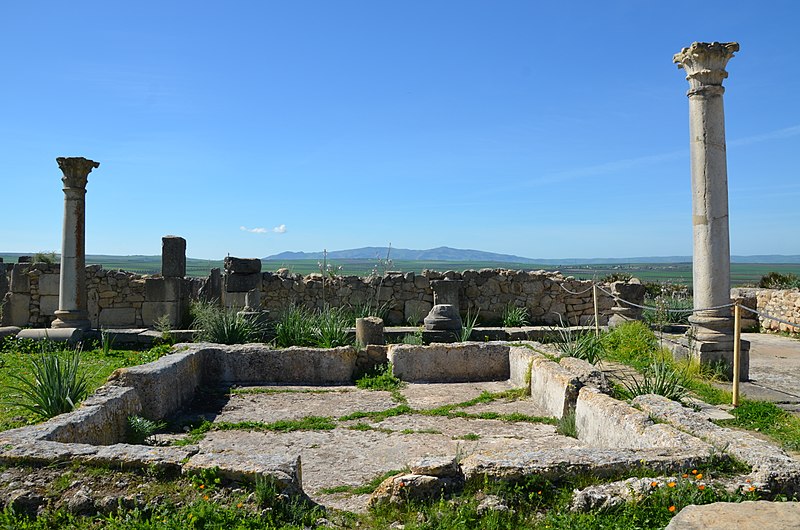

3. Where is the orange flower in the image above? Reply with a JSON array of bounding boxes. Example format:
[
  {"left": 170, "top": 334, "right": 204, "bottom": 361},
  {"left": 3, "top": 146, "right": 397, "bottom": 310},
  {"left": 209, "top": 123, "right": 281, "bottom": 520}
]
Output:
[
  {"left": 698, "top": 485, "right": 705, "bottom": 491},
  {"left": 691, "top": 469, "right": 698, "bottom": 475},
  {"left": 203, "top": 495, "right": 209, "bottom": 501},
  {"left": 668, "top": 505, "right": 676, "bottom": 512},
  {"left": 682, "top": 474, "right": 688, "bottom": 478},
  {"left": 696, "top": 474, "right": 703, "bottom": 480},
  {"left": 748, "top": 486, "right": 756, "bottom": 492},
  {"left": 199, "top": 484, "right": 205, "bottom": 489},
  {"left": 650, "top": 481, "right": 659, "bottom": 488},
  {"left": 745, "top": 479, "right": 751, "bottom": 483},
  {"left": 667, "top": 482, "right": 676, "bottom": 488},
  {"left": 236, "top": 502, "right": 243, "bottom": 508}
]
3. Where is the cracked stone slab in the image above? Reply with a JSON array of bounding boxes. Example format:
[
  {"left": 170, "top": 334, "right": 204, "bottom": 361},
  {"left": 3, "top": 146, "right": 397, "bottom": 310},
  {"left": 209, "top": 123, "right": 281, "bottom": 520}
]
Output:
[{"left": 666, "top": 500, "right": 800, "bottom": 530}]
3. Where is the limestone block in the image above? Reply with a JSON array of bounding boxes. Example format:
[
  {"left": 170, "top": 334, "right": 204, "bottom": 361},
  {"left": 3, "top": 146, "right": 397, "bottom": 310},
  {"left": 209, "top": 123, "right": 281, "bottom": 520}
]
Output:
[
  {"left": 141, "top": 301, "right": 179, "bottom": 327},
  {"left": 39, "top": 295, "right": 59, "bottom": 318},
  {"left": 666, "top": 501, "right": 800, "bottom": 530},
  {"left": 99, "top": 307, "right": 137, "bottom": 327},
  {"left": 388, "top": 342, "right": 510, "bottom": 383},
  {"left": 38, "top": 273, "right": 60, "bottom": 296},
  {"left": 183, "top": 453, "right": 302, "bottom": 494},
  {"left": 223, "top": 257, "right": 262, "bottom": 275},
  {"left": 528, "top": 356, "right": 581, "bottom": 419},
  {"left": 356, "top": 317, "right": 385, "bottom": 346},
  {"left": 2, "top": 293, "right": 30, "bottom": 326},
  {"left": 144, "top": 277, "right": 182, "bottom": 302},
  {"left": 161, "top": 235, "right": 186, "bottom": 278},
  {"left": 225, "top": 273, "right": 261, "bottom": 293},
  {"left": 10, "top": 264, "right": 29, "bottom": 293}
]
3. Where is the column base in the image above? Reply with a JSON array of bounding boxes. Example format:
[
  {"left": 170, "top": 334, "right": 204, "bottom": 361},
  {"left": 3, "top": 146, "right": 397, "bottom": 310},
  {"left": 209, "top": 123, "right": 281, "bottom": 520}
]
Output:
[
  {"left": 52, "top": 310, "right": 91, "bottom": 330},
  {"left": 675, "top": 327, "right": 750, "bottom": 382}
]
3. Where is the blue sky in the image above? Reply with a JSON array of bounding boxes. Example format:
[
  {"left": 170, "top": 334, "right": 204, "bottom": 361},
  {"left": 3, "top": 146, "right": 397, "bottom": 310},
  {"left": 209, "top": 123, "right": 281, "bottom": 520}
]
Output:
[{"left": 1, "top": 1, "right": 798, "bottom": 260}]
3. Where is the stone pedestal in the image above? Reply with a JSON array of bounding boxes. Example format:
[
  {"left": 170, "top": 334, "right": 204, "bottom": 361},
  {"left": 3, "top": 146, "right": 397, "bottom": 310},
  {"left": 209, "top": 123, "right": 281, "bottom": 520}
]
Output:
[
  {"left": 607, "top": 280, "right": 646, "bottom": 328},
  {"left": 430, "top": 279, "right": 461, "bottom": 308},
  {"left": 424, "top": 304, "right": 462, "bottom": 331},
  {"left": 52, "top": 157, "right": 99, "bottom": 330},
  {"left": 356, "top": 316, "right": 385, "bottom": 346},
  {"left": 674, "top": 42, "right": 741, "bottom": 378},
  {"left": 162, "top": 236, "right": 186, "bottom": 278}
]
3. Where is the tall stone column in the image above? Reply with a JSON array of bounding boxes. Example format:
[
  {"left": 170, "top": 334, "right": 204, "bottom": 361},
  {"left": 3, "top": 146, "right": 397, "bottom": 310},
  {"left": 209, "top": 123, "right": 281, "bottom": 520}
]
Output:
[
  {"left": 52, "top": 157, "right": 99, "bottom": 329},
  {"left": 674, "top": 42, "right": 745, "bottom": 379}
]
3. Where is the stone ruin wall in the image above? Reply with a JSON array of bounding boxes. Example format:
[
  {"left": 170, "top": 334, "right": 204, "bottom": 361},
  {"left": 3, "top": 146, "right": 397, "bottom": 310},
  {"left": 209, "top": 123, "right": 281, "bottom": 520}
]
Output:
[
  {"left": 0, "top": 262, "right": 201, "bottom": 329},
  {"left": 731, "top": 287, "right": 800, "bottom": 333},
  {"left": 251, "top": 268, "right": 619, "bottom": 326}
]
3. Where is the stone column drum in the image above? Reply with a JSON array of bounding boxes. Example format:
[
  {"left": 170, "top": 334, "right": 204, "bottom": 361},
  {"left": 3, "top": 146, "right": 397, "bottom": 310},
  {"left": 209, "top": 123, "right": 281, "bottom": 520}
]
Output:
[
  {"left": 674, "top": 42, "right": 747, "bottom": 380},
  {"left": 52, "top": 157, "right": 99, "bottom": 330}
]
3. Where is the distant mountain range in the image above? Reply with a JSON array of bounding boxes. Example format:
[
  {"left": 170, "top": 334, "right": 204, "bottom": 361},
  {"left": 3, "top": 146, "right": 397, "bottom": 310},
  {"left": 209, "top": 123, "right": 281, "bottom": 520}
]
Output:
[{"left": 263, "top": 246, "right": 800, "bottom": 265}]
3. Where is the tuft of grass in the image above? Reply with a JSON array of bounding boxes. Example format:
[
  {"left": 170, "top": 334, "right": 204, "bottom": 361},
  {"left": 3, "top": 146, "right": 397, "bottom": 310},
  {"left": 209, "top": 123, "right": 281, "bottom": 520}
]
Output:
[
  {"left": 314, "top": 305, "right": 351, "bottom": 348},
  {"left": 6, "top": 347, "right": 89, "bottom": 419},
  {"left": 355, "top": 363, "right": 403, "bottom": 392},
  {"left": 126, "top": 415, "right": 167, "bottom": 445},
  {"left": 617, "top": 360, "right": 690, "bottom": 401},
  {"left": 502, "top": 304, "right": 530, "bottom": 327},
  {"left": 556, "top": 411, "right": 578, "bottom": 438},
  {"left": 401, "top": 328, "right": 424, "bottom": 345},
  {"left": 602, "top": 321, "right": 662, "bottom": 370},
  {"left": 458, "top": 308, "right": 480, "bottom": 342},
  {"left": 193, "top": 305, "right": 266, "bottom": 344}
]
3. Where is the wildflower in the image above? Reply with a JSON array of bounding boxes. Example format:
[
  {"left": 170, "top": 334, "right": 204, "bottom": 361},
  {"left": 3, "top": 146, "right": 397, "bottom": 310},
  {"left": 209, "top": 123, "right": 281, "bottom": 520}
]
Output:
[
  {"left": 691, "top": 469, "right": 698, "bottom": 475},
  {"left": 650, "top": 481, "right": 659, "bottom": 488},
  {"left": 199, "top": 484, "right": 205, "bottom": 489},
  {"left": 748, "top": 486, "right": 756, "bottom": 492},
  {"left": 669, "top": 505, "right": 676, "bottom": 512},
  {"left": 682, "top": 474, "right": 689, "bottom": 478},
  {"left": 745, "top": 479, "right": 751, "bottom": 483},
  {"left": 237, "top": 502, "right": 243, "bottom": 508},
  {"left": 696, "top": 473, "right": 703, "bottom": 480},
  {"left": 537, "top": 491, "right": 542, "bottom": 495},
  {"left": 667, "top": 482, "right": 676, "bottom": 488},
  {"left": 203, "top": 495, "right": 209, "bottom": 501},
  {"left": 698, "top": 484, "right": 705, "bottom": 491}
]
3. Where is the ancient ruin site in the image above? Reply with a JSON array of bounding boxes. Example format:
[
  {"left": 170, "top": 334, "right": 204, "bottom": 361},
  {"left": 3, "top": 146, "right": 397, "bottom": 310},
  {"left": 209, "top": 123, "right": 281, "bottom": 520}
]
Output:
[{"left": 2, "top": 5, "right": 800, "bottom": 529}]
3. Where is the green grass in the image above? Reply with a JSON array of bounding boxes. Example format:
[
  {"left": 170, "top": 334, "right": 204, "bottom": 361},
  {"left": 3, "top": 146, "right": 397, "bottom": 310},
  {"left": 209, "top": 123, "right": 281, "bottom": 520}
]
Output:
[
  {"left": 0, "top": 338, "right": 171, "bottom": 432},
  {"left": 719, "top": 400, "right": 800, "bottom": 452}
]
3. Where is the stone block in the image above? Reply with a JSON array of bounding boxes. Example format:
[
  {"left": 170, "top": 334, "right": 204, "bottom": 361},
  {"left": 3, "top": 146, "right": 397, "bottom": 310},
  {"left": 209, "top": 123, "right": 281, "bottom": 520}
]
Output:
[
  {"left": 99, "top": 307, "right": 137, "bottom": 328},
  {"left": 38, "top": 273, "right": 60, "bottom": 296},
  {"left": 223, "top": 291, "right": 247, "bottom": 309},
  {"left": 144, "top": 278, "right": 182, "bottom": 302},
  {"left": 223, "top": 257, "right": 262, "bottom": 275},
  {"left": 0, "top": 326, "right": 21, "bottom": 339},
  {"left": 666, "top": 501, "right": 800, "bottom": 530},
  {"left": 388, "top": 342, "right": 510, "bottom": 383},
  {"left": 10, "top": 264, "right": 29, "bottom": 293},
  {"left": 183, "top": 453, "right": 302, "bottom": 493},
  {"left": 508, "top": 346, "right": 535, "bottom": 389},
  {"left": 17, "top": 327, "right": 84, "bottom": 344},
  {"left": 356, "top": 317, "right": 385, "bottom": 345},
  {"left": 161, "top": 236, "right": 186, "bottom": 278},
  {"left": 39, "top": 295, "right": 59, "bottom": 318},
  {"left": 141, "top": 301, "right": 179, "bottom": 327},
  {"left": 203, "top": 345, "right": 358, "bottom": 385},
  {"left": 529, "top": 355, "right": 581, "bottom": 419},
  {"left": 2, "top": 293, "right": 30, "bottom": 326},
  {"left": 225, "top": 273, "right": 261, "bottom": 293}
]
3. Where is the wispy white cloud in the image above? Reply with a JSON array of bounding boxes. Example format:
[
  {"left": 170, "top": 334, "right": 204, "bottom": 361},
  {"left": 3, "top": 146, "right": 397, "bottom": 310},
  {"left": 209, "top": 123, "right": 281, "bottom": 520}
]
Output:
[
  {"left": 240, "top": 224, "right": 287, "bottom": 235},
  {"left": 729, "top": 124, "right": 800, "bottom": 147}
]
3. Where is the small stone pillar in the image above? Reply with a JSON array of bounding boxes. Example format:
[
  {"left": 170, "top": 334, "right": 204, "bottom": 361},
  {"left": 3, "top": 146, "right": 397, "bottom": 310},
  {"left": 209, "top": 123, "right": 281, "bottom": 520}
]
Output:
[
  {"left": 674, "top": 42, "right": 748, "bottom": 380},
  {"left": 608, "top": 280, "right": 646, "bottom": 328},
  {"left": 162, "top": 236, "right": 186, "bottom": 278},
  {"left": 356, "top": 316, "right": 385, "bottom": 346},
  {"left": 52, "top": 157, "right": 99, "bottom": 330},
  {"left": 237, "top": 288, "right": 269, "bottom": 326}
]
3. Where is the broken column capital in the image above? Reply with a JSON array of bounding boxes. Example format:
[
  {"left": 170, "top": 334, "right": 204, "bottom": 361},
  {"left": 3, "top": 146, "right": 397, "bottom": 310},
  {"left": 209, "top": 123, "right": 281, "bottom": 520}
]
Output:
[
  {"left": 673, "top": 42, "right": 739, "bottom": 96},
  {"left": 56, "top": 157, "right": 100, "bottom": 189}
]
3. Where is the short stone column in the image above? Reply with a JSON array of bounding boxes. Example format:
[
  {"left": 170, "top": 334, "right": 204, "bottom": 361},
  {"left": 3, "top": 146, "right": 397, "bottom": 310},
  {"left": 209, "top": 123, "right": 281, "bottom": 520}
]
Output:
[
  {"left": 356, "top": 316, "right": 385, "bottom": 346},
  {"left": 52, "top": 157, "right": 99, "bottom": 330},
  {"left": 674, "top": 42, "right": 747, "bottom": 380},
  {"left": 162, "top": 236, "right": 186, "bottom": 278}
]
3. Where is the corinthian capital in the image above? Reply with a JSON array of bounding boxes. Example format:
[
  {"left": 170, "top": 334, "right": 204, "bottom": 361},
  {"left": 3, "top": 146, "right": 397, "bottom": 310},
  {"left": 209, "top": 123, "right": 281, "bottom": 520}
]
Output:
[
  {"left": 56, "top": 157, "right": 100, "bottom": 189},
  {"left": 674, "top": 42, "right": 739, "bottom": 94}
]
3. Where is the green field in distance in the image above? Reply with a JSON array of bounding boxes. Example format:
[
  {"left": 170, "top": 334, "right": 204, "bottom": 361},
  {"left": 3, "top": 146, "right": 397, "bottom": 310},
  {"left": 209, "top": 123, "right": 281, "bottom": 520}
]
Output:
[{"left": 3, "top": 253, "right": 799, "bottom": 287}]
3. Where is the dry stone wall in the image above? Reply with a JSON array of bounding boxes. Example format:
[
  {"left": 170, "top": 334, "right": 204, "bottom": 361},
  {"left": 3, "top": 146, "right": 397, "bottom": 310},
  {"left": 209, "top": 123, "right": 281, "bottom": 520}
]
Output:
[
  {"left": 1, "top": 263, "right": 200, "bottom": 329},
  {"left": 257, "top": 268, "right": 621, "bottom": 326},
  {"left": 731, "top": 287, "right": 800, "bottom": 333}
]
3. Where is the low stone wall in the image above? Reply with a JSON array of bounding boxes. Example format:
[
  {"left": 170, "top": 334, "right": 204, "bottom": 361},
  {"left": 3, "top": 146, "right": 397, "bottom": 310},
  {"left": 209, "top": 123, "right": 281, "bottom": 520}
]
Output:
[
  {"left": 257, "top": 269, "right": 629, "bottom": 326},
  {"left": 0, "top": 263, "right": 201, "bottom": 329},
  {"left": 731, "top": 287, "right": 800, "bottom": 333}
]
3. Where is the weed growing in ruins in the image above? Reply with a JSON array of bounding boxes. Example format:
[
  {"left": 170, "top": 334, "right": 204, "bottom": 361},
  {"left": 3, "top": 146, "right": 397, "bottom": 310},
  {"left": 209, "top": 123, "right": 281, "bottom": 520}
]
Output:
[
  {"left": 552, "top": 320, "right": 606, "bottom": 364},
  {"left": 459, "top": 308, "right": 480, "bottom": 342},
  {"left": 193, "top": 307, "right": 265, "bottom": 345},
  {"left": 153, "top": 314, "right": 174, "bottom": 344},
  {"left": 502, "top": 304, "right": 530, "bottom": 327},
  {"left": 355, "top": 363, "right": 402, "bottom": 392},
  {"left": 126, "top": 415, "right": 167, "bottom": 445},
  {"left": 720, "top": 400, "right": 800, "bottom": 452},
  {"left": 273, "top": 304, "right": 352, "bottom": 348},
  {"left": 401, "top": 327, "right": 424, "bottom": 345},
  {"left": 602, "top": 320, "right": 661, "bottom": 370},
  {"left": 618, "top": 360, "right": 690, "bottom": 401},
  {"left": 32, "top": 250, "right": 58, "bottom": 264},
  {"left": 759, "top": 271, "right": 800, "bottom": 289},
  {"left": 6, "top": 347, "right": 89, "bottom": 419},
  {"left": 314, "top": 305, "right": 351, "bottom": 348},
  {"left": 556, "top": 411, "right": 578, "bottom": 438}
]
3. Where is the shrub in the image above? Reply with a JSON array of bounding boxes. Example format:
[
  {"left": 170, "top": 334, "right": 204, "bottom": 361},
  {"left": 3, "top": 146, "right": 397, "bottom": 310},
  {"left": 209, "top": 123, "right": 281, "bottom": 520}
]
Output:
[
  {"left": 602, "top": 272, "right": 633, "bottom": 282},
  {"left": 502, "top": 305, "right": 530, "bottom": 327},
  {"left": 356, "top": 363, "right": 402, "bottom": 391},
  {"left": 32, "top": 251, "right": 57, "bottom": 264},
  {"left": 7, "top": 349, "right": 89, "bottom": 419},
  {"left": 193, "top": 306, "right": 265, "bottom": 345},
  {"left": 314, "top": 306, "right": 351, "bottom": 348},
  {"left": 602, "top": 321, "right": 660, "bottom": 368},
  {"left": 556, "top": 411, "right": 578, "bottom": 438},
  {"left": 759, "top": 271, "right": 800, "bottom": 289},
  {"left": 273, "top": 305, "right": 315, "bottom": 348},
  {"left": 273, "top": 305, "right": 353, "bottom": 348},
  {"left": 552, "top": 324, "right": 605, "bottom": 364}
]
